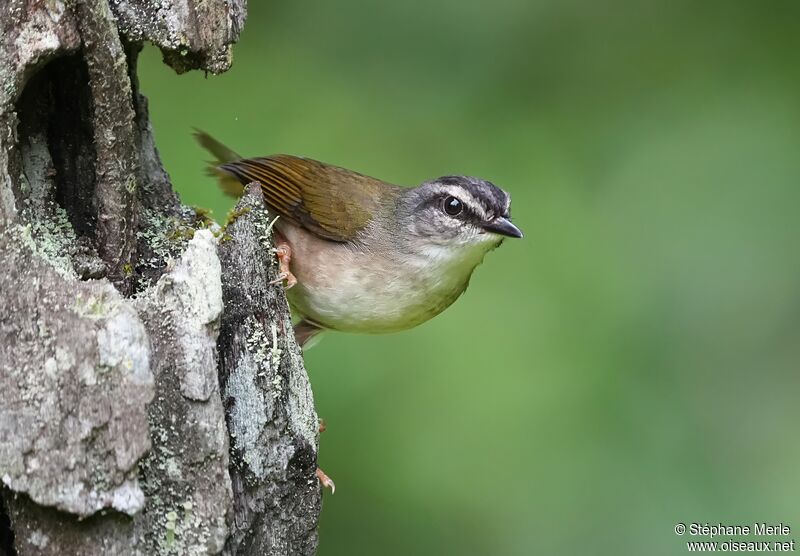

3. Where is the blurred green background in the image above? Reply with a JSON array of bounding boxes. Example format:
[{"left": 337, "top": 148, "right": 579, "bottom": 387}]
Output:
[{"left": 139, "top": 1, "right": 800, "bottom": 554}]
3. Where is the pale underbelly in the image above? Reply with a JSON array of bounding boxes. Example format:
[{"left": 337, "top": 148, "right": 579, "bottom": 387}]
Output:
[
  {"left": 277, "top": 221, "right": 476, "bottom": 333},
  {"left": 286, "top": 270, "right": 466, "bottom": 333}
]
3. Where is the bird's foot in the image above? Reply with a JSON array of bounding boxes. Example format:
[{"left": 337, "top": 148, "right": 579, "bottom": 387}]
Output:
[
  {"left": 269, "top": 242, "right": 297, "bottom": 289},
  {"left": 316, "top": 467, "right": 335, "bottom": 494},
  {"left": 315, "top": 420, "right": 334, "bottom": 492}
]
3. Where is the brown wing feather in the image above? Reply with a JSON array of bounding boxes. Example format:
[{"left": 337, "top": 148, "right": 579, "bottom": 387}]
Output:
[{"left": 219, "top": 155, "right": 393, "bottom": 242}]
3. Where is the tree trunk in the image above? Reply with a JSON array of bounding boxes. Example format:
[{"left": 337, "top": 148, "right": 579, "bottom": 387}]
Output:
[{"left": 0, "top": 2, "right": 322, "bottom": 554}]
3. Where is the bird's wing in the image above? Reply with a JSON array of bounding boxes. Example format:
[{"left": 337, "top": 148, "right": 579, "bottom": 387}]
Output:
[{"left": 218, "top": 155, "right": 392, "bottom": 242}]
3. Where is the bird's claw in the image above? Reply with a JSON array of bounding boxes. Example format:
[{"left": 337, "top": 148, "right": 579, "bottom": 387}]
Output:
[
  {"left": 316, "top": 467, "right": 335, "bottom": 494},
  {"left": 269, "top": 271, "right": 297, "bottom": 289},
  {"left": 270, "top": 243, "right": 297, "bottom": 289}
]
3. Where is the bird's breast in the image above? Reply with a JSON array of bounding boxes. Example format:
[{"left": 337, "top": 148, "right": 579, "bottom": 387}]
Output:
[{"left": 279, "top": 224, "right": 476, "bottom": 333}]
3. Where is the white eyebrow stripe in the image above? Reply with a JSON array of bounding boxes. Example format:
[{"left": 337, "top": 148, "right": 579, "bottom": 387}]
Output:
[{"left": 431, "top": 185, "right": 489, "bottom": 219}]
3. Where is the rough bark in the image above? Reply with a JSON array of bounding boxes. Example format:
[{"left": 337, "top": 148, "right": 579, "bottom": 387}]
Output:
[
  {"left": 218, "top": 186, "right": 321, "bottom": 555},
  {"left": 0, "top": 1, "right": 322, "bottom": 555}
]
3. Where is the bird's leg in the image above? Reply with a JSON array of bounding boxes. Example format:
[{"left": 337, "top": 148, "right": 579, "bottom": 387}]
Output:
[
  {"left": 269, "top": 231, "right": 297, "bottom": 289},
  {"left": 294, "top": 319, "right": 323, "bottom": 348},
  {"left": 316, "top": 419, "right": 335, "bottom": 493}
]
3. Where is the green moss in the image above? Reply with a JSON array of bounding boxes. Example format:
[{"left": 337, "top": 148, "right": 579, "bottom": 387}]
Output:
[
  {"left": 192, "top": 206, "right": 215, "bottom": 229},
  {"left": 222, "top": 205, "right": 251, "bottom": 229},
  {"left": 137, "top": 208, "right": 206, "bottom": 276},
  {"left": 166, "top": 226, "right": 195, "bottom": 242}
]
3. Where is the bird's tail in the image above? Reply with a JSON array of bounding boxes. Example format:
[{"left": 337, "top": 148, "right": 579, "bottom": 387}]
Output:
[{"left": 193, "top": 129, "right": 246, "bottom": 198}]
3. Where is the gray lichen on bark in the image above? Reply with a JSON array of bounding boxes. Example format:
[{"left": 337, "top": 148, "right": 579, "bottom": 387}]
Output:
[
  {"left": 131, "top": 229, "right": 234, "bottom": 555},
  {"left": 0, "top": 0, "right": 322, "bottom": 554},
  {"left": 109, "top": 0, "right": 246, "bottom": 74},
  {"left": 218, "top": 186, "right": 321, "bottom": 556},
  {"left": 0, "top": 228, "right": 154, "bottom": 518}
]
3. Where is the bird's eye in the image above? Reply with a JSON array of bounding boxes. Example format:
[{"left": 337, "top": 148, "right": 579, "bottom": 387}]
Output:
[{"left": 443, "top": 196, "right": 463, "bottom": 216}]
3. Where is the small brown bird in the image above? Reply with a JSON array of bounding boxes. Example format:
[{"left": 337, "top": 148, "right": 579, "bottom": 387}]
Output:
[
  {"left": 196, "top": 131, "right": 522, "bottom": 349},
  {"left": 196, "top": 131, "right": 522, "bottom": 492}
]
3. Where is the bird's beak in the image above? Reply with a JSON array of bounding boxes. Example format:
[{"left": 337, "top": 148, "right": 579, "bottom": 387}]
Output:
[{"left": 483, "top": 216, "right": 523, "bottom": 238}]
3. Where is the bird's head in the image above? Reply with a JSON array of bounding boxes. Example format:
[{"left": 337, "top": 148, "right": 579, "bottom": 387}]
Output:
[{"left": 398, "top": 176, "right": 522, "bottom": 263}]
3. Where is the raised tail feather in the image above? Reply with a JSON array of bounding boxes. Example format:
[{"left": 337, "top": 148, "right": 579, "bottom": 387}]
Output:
[{"left": 193, "top": 129, "right": 247, "bottom": 198}]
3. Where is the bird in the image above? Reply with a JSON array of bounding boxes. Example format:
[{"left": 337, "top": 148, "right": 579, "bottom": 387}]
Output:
[
  {"left": 196, "top": 131, "right": 522, "bottom": 492},
  {"left": 195, "top": 131, "right": 523, "bottom": 350}
]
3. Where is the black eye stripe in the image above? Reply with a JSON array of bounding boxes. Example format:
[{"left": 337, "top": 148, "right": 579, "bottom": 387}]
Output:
[{"left": 413, "top": 189, "right": 497, "bottom": 225}]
